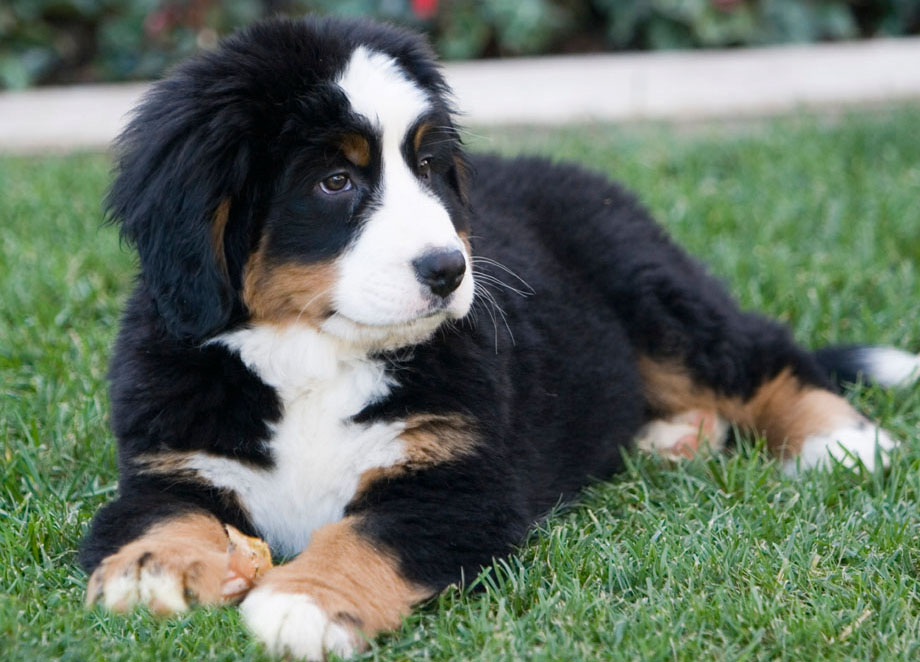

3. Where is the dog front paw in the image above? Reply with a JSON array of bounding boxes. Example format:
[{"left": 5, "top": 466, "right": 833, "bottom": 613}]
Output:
[
  {"left": 240, "top": 586, "right": 359, "bottom": 661},
  {"left": 86, "top": 518, "right": 271, "bottom": 615},
  {"left": 86, "top": 546, "right": 225, "bottom": 614}
]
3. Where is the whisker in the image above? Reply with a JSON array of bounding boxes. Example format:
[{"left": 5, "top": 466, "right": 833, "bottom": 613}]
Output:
[
  {"left": 420, "top": 138, "right": 464, "bottom": 148},
  {"left": 426, "top": 125, "right": 492, "bottom": 141},
  {"left": 471, "top": 256, "right": 535, "bottom": 294},
  {"left": 473, "top": 283, "right": 500, "bottom": 352},
  {"left": 483, "top": 289, "right": 515, "bottom": 347},
  {"left": 294, "top": 289, "right": 332, "bottom": 325},
  {"left": 472, "top": 270, "right": 532, "bottom": 298},
  {"left": 475, "top": 282, "right": 515, "bottom": 349}
]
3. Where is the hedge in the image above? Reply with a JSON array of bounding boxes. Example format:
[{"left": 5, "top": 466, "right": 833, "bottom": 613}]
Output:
[{"left": 1, "top": 0, "right": 918, "bottom": 89}]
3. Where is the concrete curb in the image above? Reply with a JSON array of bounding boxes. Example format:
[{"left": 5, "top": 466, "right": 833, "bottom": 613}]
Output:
[{"left": 2, "top": 37, "right": 920, "bottom": 153}]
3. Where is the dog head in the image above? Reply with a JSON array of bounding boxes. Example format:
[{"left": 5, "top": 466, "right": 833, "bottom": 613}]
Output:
[{"left": 107, "top": 17, "right": 474, "bottom": 350}]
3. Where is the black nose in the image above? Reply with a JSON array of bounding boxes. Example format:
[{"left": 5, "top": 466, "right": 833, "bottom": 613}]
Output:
[{"left": 413, "top": 249, "right": 466, "bottom": 298}]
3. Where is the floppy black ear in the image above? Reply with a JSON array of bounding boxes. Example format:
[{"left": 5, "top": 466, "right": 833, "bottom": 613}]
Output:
[{"left": 105, "top": 66, "right": 254, "bottom": 343}]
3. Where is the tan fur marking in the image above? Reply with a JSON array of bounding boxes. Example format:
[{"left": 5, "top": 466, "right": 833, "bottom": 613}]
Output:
[
  {"left": 638, "top": 357, "right": 745, "bottom": 420},
  {"left": 255, "top": 518, "right": 431, "bottom": 646},
  {"left": 242, "top": 241, "right": 336, "bottom": 324},
  {"left": 453, "top": 154, "right": 471, "bottom": 205},
  {"left": 211, "top": 198, "right": 231, "bottom": 279},
  {"left": 413, "top": 122, "right": 432, "bottom": 154},
  {"left": 85, "top": 513, "right": 259, "bottom": 613},
  {"left": 356, "top": 414, "right": 477, "bottom": 493},
  {"left": 638, "top": 358, "right": 861, "bottom": 458},
  {"left": 341, "top": 133, "right": 370, "bottom": 167},
  {"left": 401, "top": 413, "right": 478, "bottom": 464},
  {"left": 744, "top": 369, "right": 860, "bottom": 457}
]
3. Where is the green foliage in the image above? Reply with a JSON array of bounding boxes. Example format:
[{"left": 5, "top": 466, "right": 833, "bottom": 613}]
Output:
[
  {"left": 597, "top": 0, "right": 861, "bottom": 49},
  {"left": 2, "top": 106, "right": 920, "bottom": 662},
  {"left": 1, "top": 0, "right": 919, "bottom": 89}
]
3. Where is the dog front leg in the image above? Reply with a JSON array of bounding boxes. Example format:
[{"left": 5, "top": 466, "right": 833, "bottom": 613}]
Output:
[{"left": 240, "top": 517, "right": 433, "bottom": 660}]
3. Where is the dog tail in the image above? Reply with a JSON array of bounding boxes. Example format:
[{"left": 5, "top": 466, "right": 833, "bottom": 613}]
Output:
[{"left": 815, "top": 345, "right": 920, "bottom": 389}]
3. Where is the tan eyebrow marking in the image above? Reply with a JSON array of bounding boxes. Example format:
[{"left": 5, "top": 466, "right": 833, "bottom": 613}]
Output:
[
  {"left": 413, "top": 122, "right": 432, "bottom": 154},
  {"left": 340, "top": 133, "right": 370, "bottom": 167}
]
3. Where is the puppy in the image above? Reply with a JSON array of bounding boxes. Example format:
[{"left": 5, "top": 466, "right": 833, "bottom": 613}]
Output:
[{"left": 81, "top": 16, "right": 919, "bottom": 660}]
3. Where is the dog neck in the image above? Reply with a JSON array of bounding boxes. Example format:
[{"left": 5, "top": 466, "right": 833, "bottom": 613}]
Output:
[{"left": 214, "top": 323, "right": 391, "bottom": 404}]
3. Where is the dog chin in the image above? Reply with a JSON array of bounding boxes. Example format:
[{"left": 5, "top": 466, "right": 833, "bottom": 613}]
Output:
[
  {"left": 324, "top": 282, "right": 475, "bottom": 352},
  {"left": 320, "top": 310, "right": 453, "bottom": 352}
]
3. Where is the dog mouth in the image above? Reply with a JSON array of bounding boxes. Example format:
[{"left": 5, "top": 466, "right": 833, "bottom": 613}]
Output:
[
  {"left": 332, "top": 302, "right": 450, "bottom": 329},
  {"left": 320, "top": 269, "right": 475, "bottom": 349},
  {"left": 317, "top": 291, "right": 472, "bottom": 350}
]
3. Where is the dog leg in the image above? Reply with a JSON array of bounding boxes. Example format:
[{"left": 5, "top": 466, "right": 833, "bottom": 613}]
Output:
[
  {"left": 641, "top": 359, "right": 898, "bottom": 473},
  {"left": 742, "top": 371, "right": 899, "bottom": 474},
  {"left": 240, "top": 517, "right": 432, "bottom": 661},
  {"left": 86, "top": 512, "right": 270, "bottom": 614}
]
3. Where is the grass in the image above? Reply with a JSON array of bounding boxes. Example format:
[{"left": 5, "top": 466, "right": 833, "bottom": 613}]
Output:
[{"left": 2, "top": 106, "right": 920, "bottom": 661}]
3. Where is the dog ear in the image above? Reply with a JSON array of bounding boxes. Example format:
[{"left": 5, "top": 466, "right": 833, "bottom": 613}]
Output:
[{"left": 106, "top": 71, "right": 253, "bottom": 342}]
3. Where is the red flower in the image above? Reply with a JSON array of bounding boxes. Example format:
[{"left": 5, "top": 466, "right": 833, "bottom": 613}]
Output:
[{"left": 411, "top": 0, "right": 438, "bottom": 20}]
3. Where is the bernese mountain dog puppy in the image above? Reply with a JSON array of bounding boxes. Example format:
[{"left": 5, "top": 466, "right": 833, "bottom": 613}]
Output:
[{"left": 81, "top": 15, "right": 919, "bottom": 660}]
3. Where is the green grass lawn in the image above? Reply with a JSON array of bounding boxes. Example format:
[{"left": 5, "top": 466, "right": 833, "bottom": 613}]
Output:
[{"left": 2, "top": 107, "right": 920, "bottom": 662}]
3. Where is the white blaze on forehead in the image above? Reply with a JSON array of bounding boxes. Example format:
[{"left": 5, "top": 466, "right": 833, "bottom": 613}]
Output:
[
  {"left": 335, "top": 46, "right": 430, "bottom": 142},
  {"left": 326, "top": 45, "right": 475, "bottom": 349}
]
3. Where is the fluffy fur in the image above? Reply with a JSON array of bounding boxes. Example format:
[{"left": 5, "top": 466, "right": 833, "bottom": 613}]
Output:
[{"left": 81, "top": 16, "right": 918, "bottom": 660}]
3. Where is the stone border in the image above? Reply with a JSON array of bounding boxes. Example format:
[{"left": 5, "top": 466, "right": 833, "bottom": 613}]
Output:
[{"left": 2, "top": 37, "right": 920, "bottom": 153}]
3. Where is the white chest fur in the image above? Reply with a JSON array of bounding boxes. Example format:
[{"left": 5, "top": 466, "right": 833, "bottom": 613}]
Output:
[{"left": 188, "top": 325, "right": 406, "bottom": 557}]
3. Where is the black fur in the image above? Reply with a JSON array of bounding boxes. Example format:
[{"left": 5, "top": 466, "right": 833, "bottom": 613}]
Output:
[
  {"left": 81, "top": 15, "right": 900, "bottom": 635},
  {"left": 82, "top": 16, "right": 471, "bottom": 572},
  {"left": 104, "top": 16, "right": 457, "bottom": 342},
  {"left": 346, "top": 154, "right": 835, "bottom": 589},
  {"left": 814, "top": 345, "right": 890, "bottom": 387}
]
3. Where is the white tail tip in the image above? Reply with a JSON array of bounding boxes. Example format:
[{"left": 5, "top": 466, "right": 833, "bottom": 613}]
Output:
[{"left": 858, "top": 347, "right": 920, "bottom": 388}]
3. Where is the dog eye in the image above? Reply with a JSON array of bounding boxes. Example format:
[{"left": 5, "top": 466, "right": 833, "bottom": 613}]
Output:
[
  {"left": 418, "top": 157, "right": 431, "bottom": 179},
  {"left": 320, "top": 173, "right": 352, "bottom": 194}
]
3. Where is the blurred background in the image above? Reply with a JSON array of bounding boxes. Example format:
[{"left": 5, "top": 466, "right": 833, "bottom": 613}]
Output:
[{"left": 2, "top": 0, "right": 920, "bottom": 89}]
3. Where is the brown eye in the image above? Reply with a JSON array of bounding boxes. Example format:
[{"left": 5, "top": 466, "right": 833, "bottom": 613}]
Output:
[
  {"left": 320, "top": 173, "right": 352, "bottom": 194},
  {"left": 418, "top": 157, "right": 431, "bottom": 179}
]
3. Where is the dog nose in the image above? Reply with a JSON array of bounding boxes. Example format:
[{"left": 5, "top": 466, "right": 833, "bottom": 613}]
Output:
[{"left": 413, "top": 249, "right": 466, "bottom": 298}]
